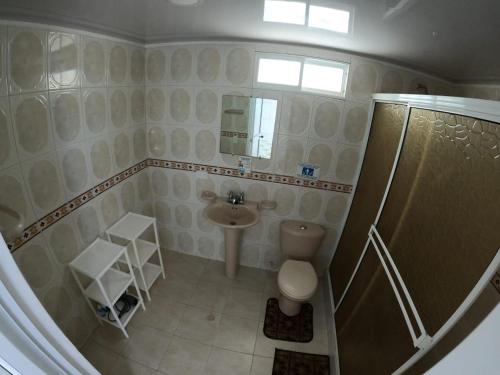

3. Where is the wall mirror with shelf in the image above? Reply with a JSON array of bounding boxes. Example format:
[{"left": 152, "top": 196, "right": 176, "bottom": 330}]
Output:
[{"left": 220, "top": 95, "right": 278, "bottom": 159}]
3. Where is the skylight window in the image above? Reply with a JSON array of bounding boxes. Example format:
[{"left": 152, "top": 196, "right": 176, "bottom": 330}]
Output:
[
  {"left": 301, "top": 59, "right": 348, "bottom": 95},
  {"left": 263, "top": 0, "right": 306, "bottom": 25},
  {"left": 257, "top": 58, "right": 302, "bottom": 87},
  {"left": 308, "top": 5, "right": 351, "bottom": 33}
]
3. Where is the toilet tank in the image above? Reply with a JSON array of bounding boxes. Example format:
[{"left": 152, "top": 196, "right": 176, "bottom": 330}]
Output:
[{"left": 280, "top": 220, "right": 325, "bottom": 260}]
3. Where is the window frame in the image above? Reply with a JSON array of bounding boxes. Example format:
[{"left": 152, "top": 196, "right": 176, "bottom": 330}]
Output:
[
  {"left": 263, "top": 0, "right": 307, "bottom": 26},
  {"left": 253, "top": 52, "right": 350, "bottom": 99}
]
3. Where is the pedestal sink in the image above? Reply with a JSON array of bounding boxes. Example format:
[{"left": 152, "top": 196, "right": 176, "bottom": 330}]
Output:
[{"left": 204, "top": 199, "right": 260, "bottom": 278}]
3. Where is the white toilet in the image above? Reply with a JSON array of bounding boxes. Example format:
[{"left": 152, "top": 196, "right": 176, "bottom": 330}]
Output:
[{"left": 277, "top": 220, "right": 325, "bottom": 316}]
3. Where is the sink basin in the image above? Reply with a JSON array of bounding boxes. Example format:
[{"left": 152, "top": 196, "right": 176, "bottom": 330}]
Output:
[
  {"left": 204, "top": 199, "right": 260, "bottom": 278},
  {"left": 205, "top": 200, "right": 259, "bottom": 229}
]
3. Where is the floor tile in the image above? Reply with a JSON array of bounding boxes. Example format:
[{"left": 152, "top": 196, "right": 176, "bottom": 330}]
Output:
[
  {"left": 81, "top": 341, "right": 120, "bottom": 375},
  {"left": 110, "top": 356, "right": 157, "bottom": 375},
  {"left": 250, "top": 355, "right": 274, "bottom": 375},
  {"left": 121, "top": 326, "right": 171, "bottom": 369},
  {"left": 150, "top": 276, "right": 196, "bottom": 304},
  {"left": 157, "top": 336, "right": 211, "bottom": 375},
  {"left": 175, "top": 305, "right": 221, "bottom": 345},
  {"left": 187, "top": 281, "right": 230, "bottom": 312},
  {"left": 253, "top": 322, "right": 296, "bottom": 358},
  {"left": 205, "top": 347, "right": 253, "bottom": 375},
  {"left": 213, "top": 314, "right": 259, "bottom": 354},
  {"left": 130, "top": 299, "right": 187, "bottom": 334},
  {"left": 224, "top": 287, "right": 262, "bottom": 320},
  {"left": 89, "top": 323, "right": 129, "bottom": 353}
]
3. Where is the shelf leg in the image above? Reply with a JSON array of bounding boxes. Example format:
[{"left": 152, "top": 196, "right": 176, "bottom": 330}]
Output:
[
  {"left": 124, "top": 247, "right": 146, "bottom": 312},
  {"left": 96, "top": 279, "right": 128, "bottom": 338},
  {"left": 132, "top": 239, "right": 151, "bottom": 301},
  {"left": 153, "top": 221, "right": 166, "bottom": 279},
  {"left": 69, "top": 267, "right": 102, "bottom": 325}
]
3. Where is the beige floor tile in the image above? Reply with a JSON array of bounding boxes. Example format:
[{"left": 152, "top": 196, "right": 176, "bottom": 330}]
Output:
[
  {"left": 110, "top": 356, "right": 157, "bottom": 375},
  {"left": 187, "top": 281, "right": 230, "bottom": 312},
  {"left": 253, "top": 322, "right": 296, "bottom": 358},
  {"left": 121, "top": 326, "right": 172, "bottom": 369},
  {"left": 199, "top": 260, "right": 234, "bottom": 288},
  {"left": 81, "top": 341, "right": 120, "bottom": 375},
  {"left": 89, "top": 323, "right": 130, "bottom": 353},
  {"left": 157, "top": 336, "right": 211, "bottom": 375},
  {"left": 205, "top": 347, "right": 253, "bottom": 375},
  {"left": 150, "top": 276, "right": 196, "bottom": 304},
  {"left": 250, "top": 355, "right": 274, "bottom": 375},
  {"left": 232, "top": 266, "right": 274, "bottom": 292},
  {"left": 130, "top": 299, "right": 187, "bottom": 334},
  {"left": 223, "top": 287, "right": 263, "bottom": 320},
  {"left": 174, "top": 305, "right": 221, "bottom": 345},
  {"left": 213, "top": 315, "right": 259, "bottom": 354}
]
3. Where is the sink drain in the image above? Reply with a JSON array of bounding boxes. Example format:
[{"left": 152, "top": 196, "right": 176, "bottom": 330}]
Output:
[{"left": 229, "top": 221, "right": 237, "bottom": 225}]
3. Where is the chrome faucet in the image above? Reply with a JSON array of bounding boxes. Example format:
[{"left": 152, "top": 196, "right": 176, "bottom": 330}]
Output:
[{"left": 227, "top": 191, "right": 244, "bottom": 206}]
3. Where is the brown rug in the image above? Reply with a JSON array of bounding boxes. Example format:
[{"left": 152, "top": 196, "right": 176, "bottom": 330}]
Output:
[
  {"left": 264, "top": 298, "right": 313, "bottom": 343},
  {"left": 272, "top": 349, "right": 330, "bottom": 375}
]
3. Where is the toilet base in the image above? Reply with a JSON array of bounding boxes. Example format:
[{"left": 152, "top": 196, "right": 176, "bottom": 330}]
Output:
[{"left": 279, "top": 294, "right": 302, "bottom": 316}]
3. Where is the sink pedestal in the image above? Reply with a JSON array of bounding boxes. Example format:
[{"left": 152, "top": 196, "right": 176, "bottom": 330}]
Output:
[{"left": 224, "top": 228, "right": 243, "bottom": 278}]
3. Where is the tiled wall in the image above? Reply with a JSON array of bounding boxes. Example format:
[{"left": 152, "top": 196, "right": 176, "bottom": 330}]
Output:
[
  {"left": 0, "top": 21, "right": 149, "bottom": 347},
  {"left": 143, "top": 42, "right": 455, "bottom": 273}
]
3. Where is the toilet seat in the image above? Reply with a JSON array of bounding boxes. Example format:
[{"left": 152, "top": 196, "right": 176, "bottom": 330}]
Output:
[{"left": 278, "top": 260, "right": 318, "bottom": 301}]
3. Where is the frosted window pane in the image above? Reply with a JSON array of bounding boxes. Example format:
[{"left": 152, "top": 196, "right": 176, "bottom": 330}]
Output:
[{"left": 257, "top": 58, "right": 301, "bottom": 86}]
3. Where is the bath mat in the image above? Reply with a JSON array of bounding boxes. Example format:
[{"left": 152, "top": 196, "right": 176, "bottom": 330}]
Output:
[
  {"left": 272, "top": 349, "right": 330, "bottom": 375},
  {"left": 264, "top": 298, "right": 313, "bottom": 343}
]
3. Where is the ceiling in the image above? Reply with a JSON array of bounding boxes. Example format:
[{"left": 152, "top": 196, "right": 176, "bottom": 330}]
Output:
[{"left": 0, "top": 0, "right": 499, "bottom": 83}]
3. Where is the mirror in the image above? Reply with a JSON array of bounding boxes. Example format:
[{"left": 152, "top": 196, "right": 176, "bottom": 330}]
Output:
[{"left": 220, "top": 95, "right": 278, "bottom": 159}]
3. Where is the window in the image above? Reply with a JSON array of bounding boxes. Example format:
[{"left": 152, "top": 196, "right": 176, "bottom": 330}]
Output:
[
  {"left": 257, "top": 58, "right": 302, "bottom": 87},
  {"left": 255, "top": 53, "right": 349, "bottom": 98},
  {"left": 308, "top": 5, "right": 350, "bottom": 33},
  {"left": 301, "top": 59, "right": 348, "bottom": 96},
  {"left": 263, "top": 0, "right": 352, "bottom": 34},
  {"left": 263, "top": 0, "right": 306, "bottom": 25}
]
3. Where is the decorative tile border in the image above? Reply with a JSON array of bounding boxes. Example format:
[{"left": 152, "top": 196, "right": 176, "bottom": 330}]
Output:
[
  {"left": 220, "top": 130, "right": 248, "bottom": 139},
  {"left": 147, "top": 159, "right": 354, "bottom": 193},
  {"left": 8, "top": 161, "right": 147, "bottom": 253}
]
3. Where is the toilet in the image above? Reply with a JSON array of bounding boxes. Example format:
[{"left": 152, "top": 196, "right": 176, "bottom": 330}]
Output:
[{"left": 277, "top": 220, "right": 325, "bottom": 316}]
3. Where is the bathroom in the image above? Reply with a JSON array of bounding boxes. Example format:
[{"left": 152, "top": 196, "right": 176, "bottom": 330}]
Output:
[{"left": 0, "top": 0, "right": 499, "bottom": 374}]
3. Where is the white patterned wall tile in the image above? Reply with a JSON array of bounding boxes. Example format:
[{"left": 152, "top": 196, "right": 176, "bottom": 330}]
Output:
[
  {"left": 129, "top": 46, "right": 145, "bottom": 85},
  {"left": 147, "top": 124, "right": 168, "bottom": 158},
  {"left": 81, "top": 37, "right": 107, "bottom": 88},
  {"left": 146, "top": 86, "right": 168, "bottom": 123},
  {"left": 121, "top": 179, "right": 137, "bottom": 213},
  {"left": 82, "top": 88, "right": 108, "bottom": 138},
  {"left": 167, "top": 126, "right": 193, "bottom": 161},
  {"left": 305, "top": 139, "right": 336, "bottom": 181},
  {"left": 379, "top": 67, "right": 405, "bottom": 94},
  {"left": 56, "top": 141, "right": 91, "bottom": 201},
  {"left": 222, "top": 45, "right": 255, "bottom": 88},
  {"left": 108, "top": 42, "right": 129, "bottom": 86},
  {"left": 49, "top": 89, "right": 83, "bottom": 147},
  {"left": 146, "top": 47, "right": 167, "bottom": 85},
  {"left": 346, "top": 58, "right": 381, "bottom": 103},
  {"left": 333, "top": 143, "right": 361, "bottom": 184},
  {"left": 0, "top": 164, "right": 37, "bottom": 240},
  {"left": 129, "top": 86, "right": 146, "bottom": 125},
  {"left": 48, "top": 32, "right": 80, "bottom": 90},
  {"left": 108, "top": 87, "right": 129, "bottom": 129},
  {"left": 97, "top": 188, "right": 123, "bottom": 228},
  {"left": 72, "top": 200, "right": 103, "bottom": 247},
  {"left": 278, "top": 94, "right": 313, "bottom": 137},
  {"left": 193, "top": 171, "right": 216, "bottom": 203},
  {"left": 194, "top": 86, "right": 221, "bottom": 127},
  {"left": 193, "top": 126, "right": 218, "bottom": 164},
  {"left": 21, "top": 151, "right": 65, "bottom": 217},
  {"left": 274, "top": 135, "right": 306, "bottom": 176},
  {"left": 132, "top": 126, "right": 147, "bottom": 162},
  {"left": 168, "top": 46, "right": 193, "bottom": 84},
  {"left": 10, "top": 92, "right": 54, "bottom": 161},
  {"left": 307, "top": 97, "right": 344, "bottom": 141},
  {"left": 194, "top": 45, "right": 223, "bottom": 86},
  {"left": 339, "top": 101, "right": 370, "bottom": 145},
  {"left": 111, "top": 130, "right": 132, "bottom": 171},
  {"left": 88, "top": 135, "right": 113, "bottom": 182},
  {"left": 168, "top": 86, "right": 194, "bottom": 125},
  {"left": 8, "top": 26, "right": 48, "bottom": 94},
  {"left": 44, "top": 215, "right": 83, "bottom": 267},
  {"left": 0, "top": 97, "right": 17, "bottom": 170}
]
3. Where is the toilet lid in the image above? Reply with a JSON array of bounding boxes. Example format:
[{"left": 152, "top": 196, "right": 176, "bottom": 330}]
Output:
[{"left": 278, "top": 260, "right": 318, "bottom": 300}]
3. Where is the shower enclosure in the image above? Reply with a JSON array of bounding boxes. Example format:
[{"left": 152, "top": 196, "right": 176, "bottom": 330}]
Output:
[{"left": 330, "top": 94, "right": 500, "bottom": 374}]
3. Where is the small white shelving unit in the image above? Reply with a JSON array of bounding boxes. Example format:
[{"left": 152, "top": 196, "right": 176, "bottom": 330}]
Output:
[
  {"left": 105, "top": 213, "right": 165, "bottom": 301},
  {"left": 69, "top": 238, "right": 145, "bottom": 338}
]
